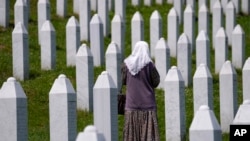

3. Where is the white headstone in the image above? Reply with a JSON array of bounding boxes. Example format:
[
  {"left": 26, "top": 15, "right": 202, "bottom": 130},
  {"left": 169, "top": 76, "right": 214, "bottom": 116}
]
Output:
[
  {"left": 12, "top": 22, "right": 29, "bottom": 81},
  {"left": 184, "top": 4, "right": 195, "bottom": 53},
  {"left": 111, "top": 14, "right": 125, "bottom": 60},
  {"left": 165, "top": 66, "right": 186, "bottom": 141},
  {"left": 232, "top": 0, "right": 239, "bottom": 14},
  {"left": 189, "top": 105, "right": 222, "bottom": 141},
  {"left": 233, "top": 100, "right": 250, "bottom": 124},
  {"left": 91, "top": 0, "right": 97, "bottom": 11},
  {"left": 212, "top": 0, "right": 223, "bottom": 48},
  {"left": 150, "top": 10, "right": 162, "bottom": 58},
  {"left": 49, "top": 74, "right": 77, "bottom": 141},
  {"left": 0, "top": 0, "right": 10, "bottom": 27},
  {"left": 219, "top": 60, "right": 238, "bottom": 133},
  {"left": 156, "top": 0, "right": 163, "bottom": 4},
  {"left": 174, "top": 0, "right": 183, "bottom": 24},
  {"left": 115, "top": 0, "right": 126, "bottom": 21},
  {"left": 38, "top": 0, "right": 50, "bottom": 44},
  {"left": 98, "top": 0, "right": 110, "bottom": 36},
  {"left": 198, "top": 4, "right": 209, "bottom": 36},
  {"left": 196, "top": 30, "right": 210, "bottom": 69},
  {"left": 56, "top": 0, "right": 67, "bottom": 17},
  {"left": 73, "top": 0, "right": 79, "bottom": 14},
  {"left": 93, "top": 71, "right": 118, "bottom": 141},
  {"left": 155, "top": 38, "right": 170, "bottom": 89},
  {"left": 221, "top": 0, "right": 229, "bottom": 13},
  {"left": 108, "top": 0, "right": 114, "bottom": 11},
  {"left": 40, "top": 20, "right": 56, "bottom": 70},
  {"left": 14, "top": 0, "right": 28, "bottom": 30},
  {"left": 90, "top": 14, "right": 104, "bottom": 67},
  {"left": 242, "top": 58, "right": 250, "bottom": 101},
  {"left": 76, "top": 125, "right": 105, "bottom": 141},
  {"left": 177, "top": 33, "right": 192, "bottom": 87},
  {"left": 210, "top": 0, "right": 216, "bottom": 13},
  {"left": 226, "top": 1, "right": 236, "bottom": 46},
  {"left": 66, "top": 16, "right": 80, "bottom": 66},
  {"left": 198, "top": 0, "right": 208, "bottom": 9},
  {"left": 0, "top": 77, "right": 28, "bottom": 141},
  {"left": 241, "top": 0, "right": 250, "bottom": 15},
  {"left": 232, "top": 24, "right": 245, "bottom": 69},
  {"left": 215, "top": 27, "right": 228, "bottom": 74},
  {"left": 193, "top": 64, "right": 213, "bottom": 114},
  {"left": 131, "top": 11, "right": 144, "bottom": 50},
  {"left": 79, "top": 0, "right": 90, "bottom": 41},
  {"left": 105, "top": 42, "right": 122, "bottom": 91},
  {"left": 132, "top": 0, "right": 141, "bottom": 6},
  {"left": 186, "top": 0, "right": 196, "bottom": 13},
  {"left": 168, "top": 8, "right": 179, "bottom": 57},
  {"left": 144, "top": 0, "right": 152, "bottom": 6}
]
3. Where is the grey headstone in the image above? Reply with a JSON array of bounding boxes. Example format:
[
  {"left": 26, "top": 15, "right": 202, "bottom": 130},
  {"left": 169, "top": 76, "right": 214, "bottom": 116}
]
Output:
[
  {"left": 131, "top": 11, "right": 144, "bottom": 50},
  {"left": 184, "top": 4, "right": 195, "bottom": 53},
  {"left": 76, "top": 125, "right": 105, "bottom": 141},
  {"left": 38, "top": 0, "right": 50, "bottom": 44},
  {"left": 196, "top": 30, "right": 210, "bottom": 69},
  {"left": 150, "top": 10, "right": 162, "bottom": 58},
  {"left": 198, "top": 0, "right": 208, "bottom": 9},
  {"left": 115, "top": 0, "right": 126, "bottom": 22},
  {"left": 221, "top": 0, "right": 229, "bottom": 13},
  {"left": 219, "top": 60, "right": 238, "bottom": 133},
  {"left": 0, "top": 77, "right": 28, "bottom": 141},
  {"left": 232, "top": 24, "right": 245, "bottom": 69},
  {"left": 73, "top": 0, "right": 79, "bottom": 14},
  {"left": 144, "top": 0, "right": 152, "bottom": 6},
  {"left": 79, "top": 0, "right": 90, "bottom": 41},
  {"left": 132, "top": 0, "right": 141, "bottom": 6},
  {"left": 215, "top": 27, "right": 228, "bottom": 74},
  {"left": 241, "top": 0, "right": 250, "bottom": 15},
  {"left": 212, "top": 0, "right": 223, "bottom": 48},
  {"left": 168, "top": 8, "right": 179, "bottom": 57},
  {"left": 56, "top": 0, "right": 67, "bottom": 17},
  {"left": 210, "top": 0, "right": 216, "bottom": 13},
  {"left": 12, "top": 22, "right": 29, "bottom": 81},
  {"left": 93, "top": 71, "right": 118, "bottom": 141},
  {"left": 174, "top": 0, "right": 183, "bottom": 24},
  {"left": 198, "top": 4, "right": 209, "bottom": 36},
  {"left": 165, "top": 66, "right": 186, "bottom": 141},
  {"left": 193, "top": 64, "right": 213, "bottom": 114},
  {"left": 90, "top": 14, "right": 104, "bottom": 67},
  {"left": 189, "top": 105, "right": 222, "bottom": 141},
  {"left": 14, "top": 0, "right": 28, "bottom": 30},
  {"left": 49, "top": 74, "right": 77, "bottom": 141},
  {"left": 76, "top": 44, "right": 94, "bottom": 111},
  {"left": 40, "top": 20, "right": 56, "bottom": 70},
  {"left": 98, "top": 0, "right": 110, "bottom": 36},
  {"left": 187, "top": 0, "right": 196, "bottom": 13},
  {"left": 232, "top": 0, "right": 239, "bottom": 14},
  {"left": 111, "top": 14, "right": 125, "bottom": 60},
  {"left": 242, "top": 58, "right": 250, "bottom": 101},
  {"left": 66, "top": 16, "right": 80, "bottom": 67},
  {"left": 233, "top": 100, "right": 250, "bottom": 124},
  {"left": 155, "top": 38, "right": 170, "bottom": 89},
  {"left": 226, "top": 1, "right": 236, "bottom": 46},
  {"left": 177, "top": 33, "right": 192, "bottom": 87},
  {"left": 91, "top": 0, "right": 97, "bottom": 11},
  {"left": 0, "top": 0, "right": 10, "bottom": 27},
  {"left": 105, "top": 42, "right": 122, "bottom": 91}
]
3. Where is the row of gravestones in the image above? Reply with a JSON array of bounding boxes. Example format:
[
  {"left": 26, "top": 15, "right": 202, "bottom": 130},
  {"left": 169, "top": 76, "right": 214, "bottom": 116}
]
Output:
[{"left": 1, "top": 63, "right": 250, "bottom": 141}]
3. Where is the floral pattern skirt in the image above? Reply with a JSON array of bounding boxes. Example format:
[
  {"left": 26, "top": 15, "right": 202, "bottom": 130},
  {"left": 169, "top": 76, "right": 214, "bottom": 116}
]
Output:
[{"left": 123, "top": 110, "right": 160, "bottom": 141}]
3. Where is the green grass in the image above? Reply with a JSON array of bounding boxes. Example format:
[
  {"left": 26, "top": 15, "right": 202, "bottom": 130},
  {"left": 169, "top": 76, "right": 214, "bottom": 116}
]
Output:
[{"left": 0, "top": 0, "right": 250, "bottom": 141}]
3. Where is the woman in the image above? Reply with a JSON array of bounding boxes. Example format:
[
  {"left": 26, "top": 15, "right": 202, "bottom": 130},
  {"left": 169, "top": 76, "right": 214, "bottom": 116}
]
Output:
[{"left": 122, "top": 41, "right": 160, "bottom": 141}]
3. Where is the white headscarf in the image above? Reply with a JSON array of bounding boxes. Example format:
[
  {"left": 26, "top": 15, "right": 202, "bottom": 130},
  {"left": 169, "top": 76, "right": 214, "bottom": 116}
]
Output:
[{"left": 124, "top": 41, "right": 152, "bottom": 75}]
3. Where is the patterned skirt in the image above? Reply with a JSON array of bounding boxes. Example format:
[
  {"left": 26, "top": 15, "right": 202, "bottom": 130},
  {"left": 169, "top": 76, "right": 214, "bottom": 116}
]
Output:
[{"left": 123, "top": 110, "right": 160, "bottom": 141}]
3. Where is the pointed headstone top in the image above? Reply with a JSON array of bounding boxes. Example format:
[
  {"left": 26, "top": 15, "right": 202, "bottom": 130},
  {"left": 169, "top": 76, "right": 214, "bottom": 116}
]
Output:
[
  {"left": 216, "top": 27, "right": 227, "bottom": 37},
  {"left": 90, "top": 14, "right": 102, "bottom": 24},
  {"left": 0, "top": 77, "right": 26, "bottom": 98},
  {"left": 151, "top": 10, "right": 162, "bottom": 19},
  {"left": 178, "top": 33, "right": 189, "bottom": 44},
  {"left": 233, "top": 24, "right": 245, "bottom": 34},
  {"left": 41, "top": 20, "right": 55, "bottom": 31},
  {"left": 199, "top": 105, "right": 210, "bottom": 110},
  {"left": 84, "top": 125, "right": 98, "bottom": 132},
  {"left": 227, "top": 1, "right": 235, "bottom": 9},
  {"left": 132, "top": 11, "right": 143, "bottom": 21},
  {"left": 49, "top": 74, "right": 75, "bottom": 94},
  {"left": 66, "top": 16, "right": 79, "bottom": 27},
  {"left": 220, "top": 61, "right": 236, "bottom": 74},
  {"left": 165, "top": 66, "right": 184, "bottom": 81},
  {"left": 93, "top": 71, "right": 116, "bottom": 89},
  {"left": 13, "top": 22, "right": 28, "bottom": 34},
  {"left": 106, "top": 42, "right": 120, "bottom": 54},
  {"left": 199, "top": 4, "right": 209, "bottom": 12},
  {"left": 112, "top": 14, "right": 123, "bottom": 23},
  {"left": 194, "top": 64, "right": 212, "bottom": 78},
  {"left": 77, "top": 44, "right": 93, "bottom": 56},
  {"left": 168, "top": 7, "right": 177, "bottom": 16},
  {"left": 243, "top": 58, "right": 250, "bottom": 70},
  {"left": 197, "top": 30, "right": 209, "bottom": 41},
  {"left": 184, "top": 4, "right": 194, "bottom": 13},
  {"left": 155, "top": 38, "right": 169, "bottom": 49},
  {"left": 243, "top": 100, "right": 250, "bottom": 105},
  {"left": 213, "top": 0, "right": 222, "bottom": 9}
]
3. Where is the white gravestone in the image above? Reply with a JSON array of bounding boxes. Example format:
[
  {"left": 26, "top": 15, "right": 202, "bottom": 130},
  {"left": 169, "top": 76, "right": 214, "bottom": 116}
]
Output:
[
  {"left": 198, "top": 4, "right": 209, "bottom": 36},
  {"left": 66, "top": 16, "right": 80, "bottom": 67},
  {"left": 232, "top": 24, "right": 245, "bottom": 69},
  {"left": 0, "top": 77, "right": 28, "bottom": 141},
  {"left": 193, "top": 64, "right": 213, "bottom": 114},
  {"left": 144, "top": 0, "right": 152, "bottom": 6},
  {"left": 210, "top": 0, "right": 216, "bottom": 13},
  {"left": 0, "top": 0, "right": 10, "bottom": 27},
  {"left": 40, "top": 20, "right": 56, "bottom": 70},
  {"left": 167, "top": 0, "right": 173, "bottom": 4},
  {"left": 115, "top": 0, "right": 126, "bottom": 22},
  {"left": 12, "top": 22, "right": 29, "bottom": 81},
  {"left": 187, "top": 0, "right": 196, "bottom": 13},
  {"left": 212, "top": 0, "right": 223, "bottom": 48},
  {"left": 91, "top": 0, "right": 97, "bottom": 11},
  {"left": 132, "top": 0, "right": 141, "bottom": 6},
  {"left": 232, "top": 0, "right": 239, "bottom": 14},
  {"left": 241, "top": 0, "right": 250, "bottom": 15},
  {"left": 150, "top": 10, "right": 162, "bottom": 58},
  {"left": 76, "top": 125, "right": 105, "bottom": 141},
  {"left": 79, "top": 0, "right": 90, "bottom": 41},
  {"left": 242, "top": 58, "right": 250, "bottom": 101},
  {"left": 98, "top": 0, "right": 110, "bottom": 37},
  {"left": 233, "top": 100, "right": 250, "bottom": 124},
  {"left": 165, "top": 66, "right": 186, "bottom": 141},
  {"left": 56, "top": 0, "right": 67, "bottom": 17},
  {"left": 174, "top": 0, "right": 183, "bottom": 24},
  {"left": 90, "top": 14, "right": 104, "bottom": 67},
  {"left": 184, "top": 4, "right": 195, "bottom": 53},
  {"left": 177, "top": 33, "right": 191, "bottom": 87},
  {"left": 196, "top": 30, "right": 210, "bottom": 69},
  {"left": 219, "top": 60, "right": 238, "bottom": 133},
  {"left": 155, "top": 38, "right": 170, "bottom": 89},
  {"left": 49, "top": 74, "right": 77, "bottom": 141},
  {"left": 14, "top": 0, "right": 28, "bottom": 30},
  {"left": 108, "top": 0, "right": 114, "bottom": 11},
  {"left": 93, "top": 71, "right": 118, "bottom": 141},
  {"left": 73, "top": 0, "right": 79, "bottom": 14},
  {"left": 226, "top": 1, "right": 236, "bottom": 46},
  {"left": 76, "top": 44, "right": 94, "bottom": 111},
  {"left": 168, "top": 8, "right": 179, "bottom": 57},
  {"left": 156, "top": 0, "right": 163, "bottom": 4},
  {"left": 215, "top": 28, "right": 228, "bottom": 74},
  {"left": 221, "top": 0, "right": 229, "bottom": 13},
  {"left": 189, "top": 105, "right": 222, "bottom": 141},
  {"left": 198, "top": 0, "right": 208, "bottom": 9},
  {"left": 131, "top": 11, "right": 144, "bottom": 50},
  {"left": 111, "top": 15, "right": 125, "bottom": 60},
  {"left": 38, "top": 0, "right": 50, "bottom": 44}
]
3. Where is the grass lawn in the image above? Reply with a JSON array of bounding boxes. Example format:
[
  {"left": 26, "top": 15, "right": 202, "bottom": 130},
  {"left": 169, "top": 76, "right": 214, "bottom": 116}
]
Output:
[{"left": 0, "top": 0, "right": 250, "bottom": 141}]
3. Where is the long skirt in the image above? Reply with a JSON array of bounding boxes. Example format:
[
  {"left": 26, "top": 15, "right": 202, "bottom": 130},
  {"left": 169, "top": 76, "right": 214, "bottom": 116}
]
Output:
[{"left": 123, "top": 110, "right": 160, "bottom": 141}]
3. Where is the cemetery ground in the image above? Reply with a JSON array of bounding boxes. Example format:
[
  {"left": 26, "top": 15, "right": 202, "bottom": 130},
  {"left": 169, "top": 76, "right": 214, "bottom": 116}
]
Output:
[{"left": 0, "top": 0, "right": 250, "bottom": 141}]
